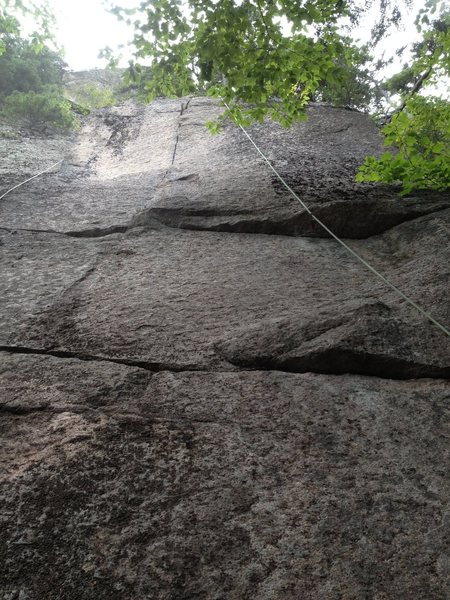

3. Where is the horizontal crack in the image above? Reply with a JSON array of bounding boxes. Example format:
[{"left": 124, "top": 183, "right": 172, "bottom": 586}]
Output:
[
  {"left": 66, "top": 225, "right": 129, "bottom": 238},
  {"left": 2, "top": 204, "right": 448, "bottom": 242},
  {"left": 328, "top": 124, "right": 353, "bottom": 134},
  {"left": 0, "top": 401, "right": 352, "bottom": 436},
  {"left": 0, "top": 402, "right": 296, "bottom": 434},
  {"left": 110, "top": 410, "right": 292, "bottom": 433},
  {"left": 130, "top": 202, "right": 450, "bottom": 240},
  {"left": 224, "top": 358, "right": 450, "bottom": 381},
  {"left": 1, "top": 345, "right": 447, "bottom": 382},
  {"left": 0, "top": 404, "right": 50, "bottom": 416},
  {"left": 0, "top": 225, "right": 128, "bottom": 239},
  {"left": 0, "top": 402, "right": 101, "bottom": 417},
  {"left": 0, "top": 345, "right": 216, "bottom": 374},
  {"left": 215, "top": 340, "right": 450, "bottom": 381},
  {"left": 0, "top": 226, "right": 69, "bottom": 237}
]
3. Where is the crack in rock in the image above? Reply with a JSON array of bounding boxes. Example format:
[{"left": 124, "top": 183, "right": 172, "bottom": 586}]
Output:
[
  {"left": 214, "top": 302, "right": 450, "bottom": 379},
  {"left": 0, "top": 345, "right": 207, "bottom": 373},
  {"left": 171, "top": 97, "right": 192, "bottom": 166},
  {"left": 134, "top": 196, "right": 450, "bottom": 239},
  {"left": 1, "top": 93, "right": 449, "bottom": 600}
]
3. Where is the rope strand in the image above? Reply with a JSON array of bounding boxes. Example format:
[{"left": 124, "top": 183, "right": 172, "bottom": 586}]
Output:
[
  {"left": 0, "top": 159, "right": 64, "bottom": 201},
  {"left": 223, "top": 102, "right": 450, "bottom": 338},
  {"left": 2, "top": 112, "right": 449, "bottom": 338}
]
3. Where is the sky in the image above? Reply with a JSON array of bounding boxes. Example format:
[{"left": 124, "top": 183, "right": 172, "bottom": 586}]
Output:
[
  {"left": 35, "top": 0, "right": 448, "bottom": 101},
  {"left": 48, "top": 0, "right": 136, "bottom": 70},
  {"left": 43, "top": 0, "right": 429, "bottom": 72}
]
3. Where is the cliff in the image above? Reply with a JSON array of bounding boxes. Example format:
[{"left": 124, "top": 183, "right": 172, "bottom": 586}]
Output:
[{"left": 1, "top": 97, "right": 449, "bottom": 599}]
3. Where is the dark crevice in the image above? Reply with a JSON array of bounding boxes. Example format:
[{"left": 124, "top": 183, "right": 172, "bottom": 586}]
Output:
[
  {"left": 0, "top": 402, "right": 103, "bottom": 417},
  {"left": 0, "top": 403, "right": 50, "bottom": 416},
  {"left": 171, "top": 134, "right": 180, "bottom": 165},
  {"left": 328, "top": 124, "right": 353, "bottom": 134},
  {"left": 0, "top": 225, "right": 129, "bottom": 239},
  {"left": 66, "top": 225, "right": 129, "bottom": 238},
  {"left": 107, "top": 201, "right": 450, "bottom": 240},
  {"left": 215, "top": 349, "right": 450, "bottom": 381},
  {"left": 171, "top": 97, "right": 192, "bottom": 166},
  {"left": 0, "top": 226, "right": 69, "bottom": 237},
  {"left": 105, "top": 116, "right": 132, "bottom": 150},
  {"left": 131, "top": 201, "right": 450, "bottom": 240},
  {"left": 180, "top": 98, "right": 192, "bottom": 116},
  {"left": 173, "top": 173, "right": 199, "bottom": 182},
  {"left": 213, "top": 304, "right": 450, "bottom": 381},
  {"left": 1, "top": 345, "right": 448, "bottom": 382},
  {"left": 2, "top": 203, "right": 448, "bottom": 243},
  {"left": 0, "top": 345, "right": 213, "bottom": 374}
]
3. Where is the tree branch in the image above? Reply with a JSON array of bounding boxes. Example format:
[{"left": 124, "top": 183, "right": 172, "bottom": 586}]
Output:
[{"left": 386, "top": 67, "right": 433, "bottom": 122}]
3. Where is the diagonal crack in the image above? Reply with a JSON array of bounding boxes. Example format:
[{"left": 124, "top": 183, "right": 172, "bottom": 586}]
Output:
[
  {"left": 0, "top": 225, "right": 131, "bottom": 239},
  {"left": 0, "top": 345, "right": 217, "bottom": 374},
  {"left": 171, "top": 97, "right": 192, "bottom": 166},
  {"left": 171, "top": 133, "right": 180, "bottom": 165}
]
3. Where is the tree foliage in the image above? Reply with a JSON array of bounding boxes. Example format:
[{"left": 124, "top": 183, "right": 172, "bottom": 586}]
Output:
[
  {"left": 0, "top": 0, "right": 56, "bottom": 56},
  {"left": 111, "top": 0, "right": 449, "bottom": 192},
  {"left": 66, "top": 82, "right": 117, "bottom": 110},
  {"left": 2, "top": 87, "right": 77, "bottom": 129},
  {"left": 0, "top": 35, "right": 65, "bottom": 95},
  {"left": 110, "top": 0, "right": 378, "bottom": 128},
  {"left": 357, "top": 3, "right": 450, "bottom": 192},
  {"left": 0, "top": 0, "right": 78, "bottom": 129},
  {"left": 356, "top": 96, "right": 450, "bottom": 193},
  {"left": 312, "top": 41, "right": 382, "bottom": 110}
]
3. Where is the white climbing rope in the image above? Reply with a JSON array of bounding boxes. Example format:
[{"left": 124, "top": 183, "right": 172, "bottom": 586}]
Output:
[
  {"left": 223, "top": 102, "right": 450, "bottom": 339},
  {"left": 0, "top": 159, "right": 64, "bottom": 201},
  {"left": 1, "top": 112, "right": 449, "bottom": 338}
]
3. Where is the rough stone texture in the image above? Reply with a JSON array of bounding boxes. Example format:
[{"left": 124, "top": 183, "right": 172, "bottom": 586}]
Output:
[
  {"left": 133, "top": 99, "right": 450, "bottom": 238},
  {"left": 0, "top": 230, "right": 101, "bottom": 341},
  {"left": 0, "top": 357, "right": 449, "bottom": 599},
  {"left": 215, "top": 301, "right": 450, "bottom": 378},
  {"left": 351, "top": 207, "right": 450, "bottom": 324},
  {"left": 1, "top": 95, "right": 449, "bottom": 599},
  {"left": 4, "top": 227, "right": 377, "bottom": 369},
  {"left": 1, "top": 97, "right": 448, "bottom": 237},
  {"left": 0, "top": 99, "right": 182, "bottom": 233},
  {"left": 3, "top": 209, "right": 449, "bottom": 376},
  {"left": 0, "top": 127, "right": 72, "bottom": 192},
  {"left": 0, "top": 353, "right": 151, "bottom": 414}
]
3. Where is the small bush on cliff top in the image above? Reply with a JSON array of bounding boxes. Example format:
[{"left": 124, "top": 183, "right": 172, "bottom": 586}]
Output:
[
  {"left": 0, "top": 4, "right": 77, "bottom": 130},
  {"left": 2, "top": 87, "right": 78, "bottom": 129},
  {"left": 66, "top": 82, "right": 117, "bottom": 110}
]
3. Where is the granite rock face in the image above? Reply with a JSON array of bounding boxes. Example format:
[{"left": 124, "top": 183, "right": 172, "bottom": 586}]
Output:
[
  {"left": 0, "top": 96, "right": 449, "bottom": 600},
  {"left": 1, "top": 358, "right": 449, "bottom": 600},
  {"left": 133, "top": 99, "right": 449, "bottom": 238},
  {"left": 0, "top": 100, "right": 181, "bottom": 233}
]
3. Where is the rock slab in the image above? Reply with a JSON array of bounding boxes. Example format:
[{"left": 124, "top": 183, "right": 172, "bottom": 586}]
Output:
[
  {"left": 1, "top": 96, "right": 449, "bottom": 600},
  {"left": 1, "top": 355, "right": 449, "bottom": 600}
]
